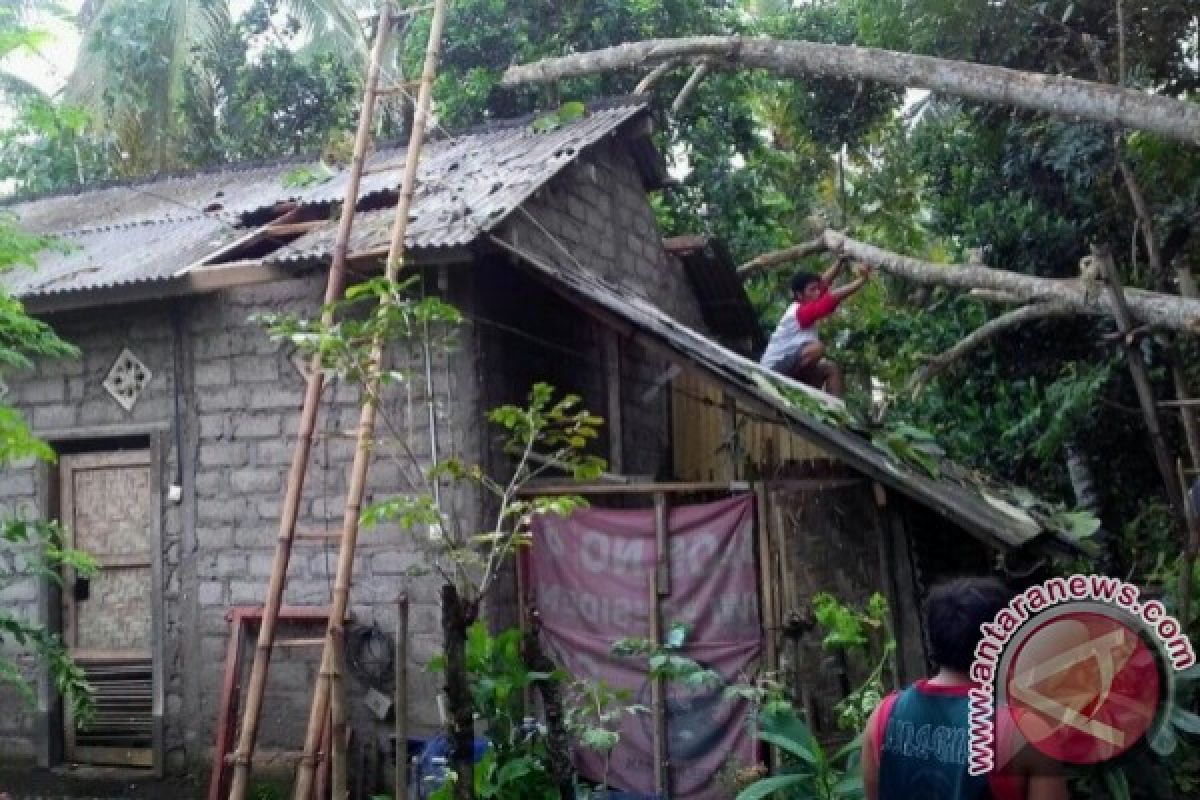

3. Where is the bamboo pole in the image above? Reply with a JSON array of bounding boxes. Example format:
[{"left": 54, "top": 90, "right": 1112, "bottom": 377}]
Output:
[
  {"left": 753, "top": 483, "right": 778, "bottom": 674},
  {"left": 292, "top": 2, "right": 449, "bottom": 797},
  {"left": 331, "top": 630, "right": 348, "bottom": 800},
  {"left": 395, "top": 595, "right": 409, "bottom": 800},
  {"left": 227, "top": 6, "right": 396, "bottom": 799}
]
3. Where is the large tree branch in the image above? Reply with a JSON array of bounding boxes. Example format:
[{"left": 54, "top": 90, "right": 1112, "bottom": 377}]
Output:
[
  {"left": 908, "top": 302, "right": 1077, "bottom": 395},
  {"left": 822, "top": 230, "right": 1200, "bottom": 334},
  {"left": 501, "top": 36, "right": 1200, "bottom": 145},
  {"left": 739, "top": 231, "right": 1200, "bottom": 333},
  {"left": 737, "top": 237, "right": 826, "bottom": 278}
]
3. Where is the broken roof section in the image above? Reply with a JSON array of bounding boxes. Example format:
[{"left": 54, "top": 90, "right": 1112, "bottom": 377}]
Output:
[
  {"left": 489, "top": 233, "right": 1094, "bottom": 553},
  {"left": 1, "top": 98, "right": 654, "bottom": 302}
]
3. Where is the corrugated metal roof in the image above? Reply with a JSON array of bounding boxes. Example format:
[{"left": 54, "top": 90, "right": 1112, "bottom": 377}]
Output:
[
  {"left": 4, "top": 215, "right": 240, "bottom": 299},
  {"left": 1, "top": 99, "right": 650, "bottom": 300},
  {"left": 270, "top": 102, "right": 646, "bottom": 261},
  {"left": 492, "top": 232, "right": 1089, "bottom": 553}
]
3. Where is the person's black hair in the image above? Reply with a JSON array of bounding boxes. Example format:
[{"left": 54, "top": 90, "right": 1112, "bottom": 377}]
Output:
[
  {"left": 790, "top": 271, "right": 820, "bottom": 295},
  {"left": 924, "top": 576, "right": 1011, "bottom": 672}
]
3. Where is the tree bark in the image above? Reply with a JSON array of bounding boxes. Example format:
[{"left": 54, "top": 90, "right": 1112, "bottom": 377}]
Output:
[
  {"left": 521, "top": 611, "right": 573, "bottom": 800},
  {"left": 741, "top": 231, "right": 1200, "bottom": 333},
  {"left": 501, "top": 36, "right": 1200, "bottom": 145},
  {"left": 442, "top": 584, "right": 478, "bottom": 800},
  {"left": 634, "top": 58, "right": 681, "bottom": 93},
  {"left": 737, "top": 237, "right": 826, "bottom": 278},
  {"left": 671, "top": 62, "right": 712, "bottom": 113},
  {"left": 907, "top": 301, "right": 1077, "bottom": 394},
  {"left": 820, "top": 230, "right": 1200, "bottom": 334}
]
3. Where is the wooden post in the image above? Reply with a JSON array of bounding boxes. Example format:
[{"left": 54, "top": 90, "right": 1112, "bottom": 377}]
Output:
[
  {"left": 871, "top": 483, "right": 902, "bottom": 687},
  {"left": 604, "top": 331, "right": 624, "bottom": 474},
  {"left": 1095, "top": 245, "right": 1184, "bottom": 517},
  {"left": 720, "top": 392, "right": 739, "bottom": 481},
  {"left": 649, "top": 572, "right": 669, "bottom": 799},
  {"left": 330, "top": 629, "right": 348, "bottom": 800},
  {"left": 292, "top": 2, "right": 450, "bottom": 798},
  {"left": 754, "top": 483, "right": 778, "bottom": 675},
  {"left": 654, "top": 492, "right": 671, "bottom": 597},
  {"left": 227, "top": 7, "right": 398, "bottom": 799},
  {"left": 395, "top": 595, "right": 409, "bottom": 800}
]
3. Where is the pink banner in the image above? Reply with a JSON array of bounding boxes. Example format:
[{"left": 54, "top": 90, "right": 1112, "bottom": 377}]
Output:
[{"left": 530, "top": 495, "right": 761, "bottom": 800}]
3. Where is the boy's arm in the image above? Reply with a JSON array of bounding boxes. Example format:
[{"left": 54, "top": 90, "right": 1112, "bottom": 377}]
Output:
[
  {"left": 830, "top": 264, "right": 871, "bottom": 300},
  {"left": 820, "top": 255, "right": 850, "bottom": 287}
]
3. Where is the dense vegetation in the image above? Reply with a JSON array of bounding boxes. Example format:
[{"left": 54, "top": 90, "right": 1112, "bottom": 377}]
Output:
[{"left": 2, "top": 0, "right": 1199, "bottom": 796}]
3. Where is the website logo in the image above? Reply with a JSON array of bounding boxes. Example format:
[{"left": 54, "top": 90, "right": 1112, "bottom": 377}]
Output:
[{"left": 967, "top": 575, "right": 1195, "bottom": 775}]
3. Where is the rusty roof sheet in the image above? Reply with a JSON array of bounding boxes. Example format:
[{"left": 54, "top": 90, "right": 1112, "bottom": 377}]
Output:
[
  {"left": 3, "top": 215, "right": 240, "bottom": 299},
  {"left": 494, "top": 233, "right": 1091, "bottom": 553},
  {"left": 1, "top": 100, "right": 649, "bottom": 300},
  {"left": 270, "top": 102, "right": 647, "bottom": 261}
]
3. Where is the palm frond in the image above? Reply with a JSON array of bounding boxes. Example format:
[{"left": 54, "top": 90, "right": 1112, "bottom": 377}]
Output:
[{"left": 283, "top": 0, "right": 367, "bottom": 65}]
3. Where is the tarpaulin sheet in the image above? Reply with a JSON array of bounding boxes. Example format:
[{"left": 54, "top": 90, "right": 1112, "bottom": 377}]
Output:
[{"left": 530, "top": 495, "right": 761, "bottom": 800}]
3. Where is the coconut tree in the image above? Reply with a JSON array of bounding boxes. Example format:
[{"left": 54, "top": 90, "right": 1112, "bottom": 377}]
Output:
[{"left": 64, "top": 0, "right": 366, "bottom": 173}]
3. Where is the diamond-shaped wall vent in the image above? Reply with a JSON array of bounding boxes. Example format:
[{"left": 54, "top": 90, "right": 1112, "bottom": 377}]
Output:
[{"left": 103, "top": 348, "right": 152, "bottom": 412}]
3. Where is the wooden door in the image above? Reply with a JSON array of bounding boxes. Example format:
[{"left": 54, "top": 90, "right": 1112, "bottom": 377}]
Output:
[{"left": 60, "top": 450, "right": 155, "bottom": 767}]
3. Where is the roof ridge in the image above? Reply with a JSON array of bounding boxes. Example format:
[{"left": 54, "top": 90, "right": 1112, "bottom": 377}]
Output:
[{"left": 0, "top": 96, "right": 652, "bottom": 209}]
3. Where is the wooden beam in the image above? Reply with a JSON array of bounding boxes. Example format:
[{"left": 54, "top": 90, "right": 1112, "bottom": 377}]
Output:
[
  {"left": 517, "top": 480, "right": 752, "bottom": 496},
  {"left": 654, "top": 492, "right": 671, "bottom": 596},
  {"left": 754, "top": 483, "right": 779, "bottom": 676},
  {"left": 265, "top": 220, "right": 331, "bottom": 237},
  {"left": 603, "top": 330, "right": 624, "bottom": 473}
]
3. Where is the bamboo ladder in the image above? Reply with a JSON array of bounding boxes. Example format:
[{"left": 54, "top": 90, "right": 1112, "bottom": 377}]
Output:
[{"left": 226, "top": 2, "right": 450, "bottom": 798}]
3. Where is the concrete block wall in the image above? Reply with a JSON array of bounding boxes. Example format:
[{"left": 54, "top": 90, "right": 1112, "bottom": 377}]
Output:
[
  {"left": 500, "top": 137, "right": 708, "bottom": 478},
  {"left": 0, "top": 269, "right": 482, "bottom": 773},
  {"left": 0, "top": 303, "right": 183, "bottom": 763}
]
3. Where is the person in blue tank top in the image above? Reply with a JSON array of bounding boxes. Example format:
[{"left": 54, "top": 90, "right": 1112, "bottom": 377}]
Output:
[{"left": 862, "top": 577, "right": 1067, "bottom": 800}]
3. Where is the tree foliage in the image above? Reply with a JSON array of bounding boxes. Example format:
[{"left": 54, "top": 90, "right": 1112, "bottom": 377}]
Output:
[{"left": 0, "top": 213, "right": 93, "bottom": 725}]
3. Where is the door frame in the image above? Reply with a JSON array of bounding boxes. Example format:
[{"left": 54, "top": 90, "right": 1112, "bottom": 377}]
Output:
[{"left": 34, "top": 427, "right": 165, "bottom": 776}]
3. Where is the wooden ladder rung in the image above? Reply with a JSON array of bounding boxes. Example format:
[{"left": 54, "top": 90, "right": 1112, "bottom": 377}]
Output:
[
  {"left": 313, "top": 429, "right": 365, "bottom": 440},
  {"left": 295, "top": 530, "right": 343, "bottom": 541},
  {"left": 275, "top": 637, "right": 328, "bottom": 648},
  {"left": 375, "top": 81, "right": 421, "bottom": 97}
]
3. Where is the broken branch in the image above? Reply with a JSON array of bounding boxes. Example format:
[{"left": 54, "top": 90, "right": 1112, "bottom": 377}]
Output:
[
  {"left": 634, "top": 58, "right": 681, "bottom": 93},
  {"left": 908, "top": 302, "right": 1077, "bottom": 396},
  {"left": 737, "top": 237, "right": 827, "bottom": 278},
  {"left": 671, "top": 61, "right": 712, "bottom": 114},
  {"left": 501, "top": 36, "right": 1200, "bottom": 144}
]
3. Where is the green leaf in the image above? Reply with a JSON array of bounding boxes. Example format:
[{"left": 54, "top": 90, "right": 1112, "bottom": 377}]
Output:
[
  {"left": 665, "top": 623, "right": 689, "bottom": 649},
  {"left": 735, "top": 773, "right": 811, "bottom": 800},
  {"left": 1101, "top": 766, "right": 1131, "bottom": 800},
  {"left": 757, "top": 732, "right": 818, "bottom": 767}
]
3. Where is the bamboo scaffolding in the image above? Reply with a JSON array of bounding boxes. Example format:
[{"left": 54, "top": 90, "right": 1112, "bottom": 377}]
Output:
[
  {"left": 226, "top": 6, "right": 397, "bottom": 798},
  {"left": 291, "top": 2, "right": 450, "bottom": 797}
]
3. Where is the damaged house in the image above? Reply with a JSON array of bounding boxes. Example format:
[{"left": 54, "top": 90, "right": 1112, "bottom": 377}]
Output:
[{"left": 0, "top": 98, "right": 1081, "bottom": 793}]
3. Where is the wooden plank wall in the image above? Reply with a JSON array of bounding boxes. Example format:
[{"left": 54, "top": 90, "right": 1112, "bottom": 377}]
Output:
[{"left": 671, "top": 369, "right": 826, "bottom": 481}]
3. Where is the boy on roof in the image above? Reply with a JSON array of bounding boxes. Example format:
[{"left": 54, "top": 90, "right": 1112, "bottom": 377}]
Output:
[{"left": 759, "top": 255, "right": 870, "bottom": 398}]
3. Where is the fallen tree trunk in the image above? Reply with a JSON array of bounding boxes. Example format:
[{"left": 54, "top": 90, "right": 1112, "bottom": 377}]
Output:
[
  {"left": 501, "top": 36, "right": 1200, "bottom": 145},
  {"left": 820, "top": 230, "right": 1200, "bottom": 334}
]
